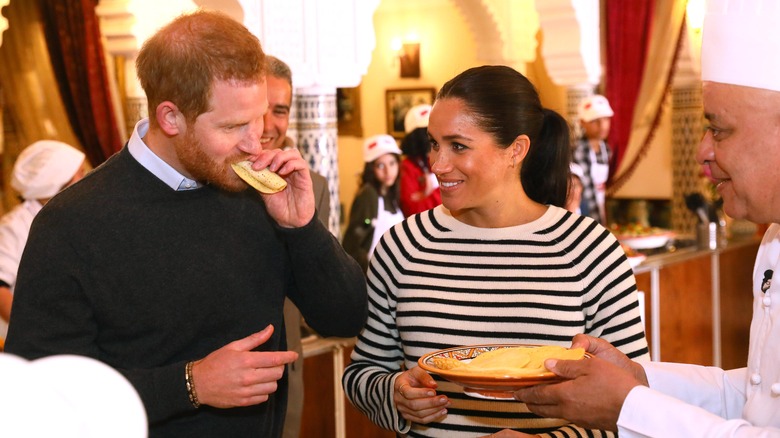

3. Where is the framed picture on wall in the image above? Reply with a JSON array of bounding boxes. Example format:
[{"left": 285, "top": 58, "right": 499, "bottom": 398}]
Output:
[
  {"left": 385, "top": 87, "right": 436, "bottom": 139},
  {"left": 337, "top": 86, "right": 363, "bottom": 137}
]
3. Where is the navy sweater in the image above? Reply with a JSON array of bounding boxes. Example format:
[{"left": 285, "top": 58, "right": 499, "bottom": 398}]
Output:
[{"left": 6, "top": 147, "right": 367, "bottom": 437}]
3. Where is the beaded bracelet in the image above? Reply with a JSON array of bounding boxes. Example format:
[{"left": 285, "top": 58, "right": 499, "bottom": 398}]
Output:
[{"left": 185, "top": 361, "right": 200, "bottom": 408}]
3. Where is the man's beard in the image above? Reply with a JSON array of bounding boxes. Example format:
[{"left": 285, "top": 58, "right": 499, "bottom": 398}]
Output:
[{"left": 175, "top": 130, "right": 247, "bottom": 192}]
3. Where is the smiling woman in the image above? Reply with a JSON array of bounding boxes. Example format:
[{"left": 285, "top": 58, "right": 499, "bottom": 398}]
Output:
[{"left": 342, "top": 65, "right": 649, "bottom": 437}]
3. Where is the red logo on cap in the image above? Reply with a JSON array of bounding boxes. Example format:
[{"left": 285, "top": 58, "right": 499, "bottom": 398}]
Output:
[
  {"left": 584, "top": 103, "right": 592, "bottom": 109},
  {"left": 368, "top": 141, "right": 377, "bottom": 149},
  {"left": 420, "top": 109, "right": 430, "bottom": 117}
]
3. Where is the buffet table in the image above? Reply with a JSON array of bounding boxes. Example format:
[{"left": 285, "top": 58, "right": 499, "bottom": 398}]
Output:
[{"left": 632, "top": 235, "right": 760, "bottom": 369}]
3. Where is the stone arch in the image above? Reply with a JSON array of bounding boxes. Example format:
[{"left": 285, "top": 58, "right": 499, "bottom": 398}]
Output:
[
  {"left": 446, "top": 0, "right": 506, "bottom": 63},
  {"left": 448, "top": 0, "right": 599, "bottom": 86},
  {"left": 0, "top": 0, "right": 11, "bottom": 47}
]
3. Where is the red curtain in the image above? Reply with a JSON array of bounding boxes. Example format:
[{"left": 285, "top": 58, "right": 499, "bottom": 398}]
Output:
[
  {"left": 38, "top": 0, "right": 123, "bottom": 166},
  {"left": 604, "top": 0, "right": 655, "bottom": 181}
]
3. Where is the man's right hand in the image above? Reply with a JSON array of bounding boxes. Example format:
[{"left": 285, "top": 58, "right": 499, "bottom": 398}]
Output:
[
  {"left": 191, "top": 324, "right": 298, "bottom": 408},
  {"left": 569, "top": 334, "right": 648, "bottom": 384}
]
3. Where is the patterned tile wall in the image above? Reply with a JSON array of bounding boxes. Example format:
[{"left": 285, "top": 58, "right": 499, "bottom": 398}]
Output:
[
  {"left": 671, "top": 85, "right": 705, "bottom": 235},
  {"left": 292, "top": 91, "right": 342, "bottom": 237}
]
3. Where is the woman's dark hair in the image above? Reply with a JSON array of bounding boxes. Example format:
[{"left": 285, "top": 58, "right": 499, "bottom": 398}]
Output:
[
  {"left": 361, "top": 156, "right": 401, "bottom": 213},
  {"left": 435, "top": 65, "right": 570, "bottom": 207},
  {"left": 401, "top": 128, "right": 431, "bottom": 162}
]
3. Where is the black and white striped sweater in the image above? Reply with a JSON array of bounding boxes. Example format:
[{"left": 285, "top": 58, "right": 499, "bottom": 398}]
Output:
[{"left": 343, "top": 205, "right": 649, "bottom": 437}]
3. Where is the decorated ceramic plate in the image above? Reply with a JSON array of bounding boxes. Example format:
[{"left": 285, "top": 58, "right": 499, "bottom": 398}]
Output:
[{"left": 417, "top": 344, "right": 588, "bottom": 399}]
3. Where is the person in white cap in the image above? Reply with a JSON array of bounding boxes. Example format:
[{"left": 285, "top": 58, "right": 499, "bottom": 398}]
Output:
[
  {"left": 0, "top": 140, "right": 85, "bottom": 331},
  {"left": 399, "top": 104, "right": 441, "bottom": 216},
  {"left": 342, "top": 134, "right": 404, "bottom": 272},
  {"left": 513, "top": 1, "right": 780, "bottom": 435},
  {"left": 572, "top": 94, "right": 614, "bottom": 225}
]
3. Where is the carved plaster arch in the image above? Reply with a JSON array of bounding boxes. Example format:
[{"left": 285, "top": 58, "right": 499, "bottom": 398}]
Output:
[
  {"left": 535, "top": 0, "right": 601, "bottom": 86},
  {"left": 0, "top": 0, "right": 11, "bottom": 47},
  {"left": 446, "top": 0, "right": 506, "bottom": 63},
  {"left": 448, "top": 0, "right": 600, "bottom": 86}
]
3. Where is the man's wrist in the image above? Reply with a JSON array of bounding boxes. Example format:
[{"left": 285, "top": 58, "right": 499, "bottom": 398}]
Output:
[{"left": 185, "top": 361, "right": 200, "bottom": 408}]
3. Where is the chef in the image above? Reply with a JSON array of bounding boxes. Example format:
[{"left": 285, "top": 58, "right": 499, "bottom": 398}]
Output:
[
  {"left": 0, "top": 140, "right": 85, "bottom": 339},
  {"left": 513, "top": 0, "right": 780, "bottom": 435}
]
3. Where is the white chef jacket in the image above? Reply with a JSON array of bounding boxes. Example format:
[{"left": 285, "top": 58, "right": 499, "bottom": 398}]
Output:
[
  {"left": 616, "top": 224, "right": 780, "bottom": 437},
  {"left": 0, "top": 199, "right": 42, "bottom": 339}
]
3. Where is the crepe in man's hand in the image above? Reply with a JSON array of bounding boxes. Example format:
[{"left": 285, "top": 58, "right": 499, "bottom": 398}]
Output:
[{"left": 231, "top": 160, "right": 287, "bottom": 194}]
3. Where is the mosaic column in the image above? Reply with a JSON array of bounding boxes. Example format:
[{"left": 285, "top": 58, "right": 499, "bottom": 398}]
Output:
[
  {"left": 292, "top": 87, "right": 341, "bottom": 237},
  {"left": 670, "top": 85, "right": 704, "bottom": 235}
]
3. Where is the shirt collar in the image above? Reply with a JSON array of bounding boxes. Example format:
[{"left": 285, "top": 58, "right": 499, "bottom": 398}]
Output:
[{"left": 127, "top": 118, "right": 202, "bottom": 191}]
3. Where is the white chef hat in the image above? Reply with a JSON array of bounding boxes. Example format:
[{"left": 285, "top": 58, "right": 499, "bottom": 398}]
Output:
[
  {"left": 0, "top": 354, "right": 147, "bottom": 437},
  {"left": 404, "top": 104, "right": 432, "bottom": 134},
  {"left": 702, "top": 0, "right": 780, "bottom": 92},
  {"left": 578, "top": 95, "right": 614, "bottom": 122},
  {"left": 11, "top": 140, "right": 85, "bottom": 200},
  {"left": 363, "top": 134, "right": 402, "bottom": 163}
]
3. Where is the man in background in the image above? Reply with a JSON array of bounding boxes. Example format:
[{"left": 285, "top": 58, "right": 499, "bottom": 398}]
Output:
[
  {"left": 262, "top": 55, "right": 331, "bottom": 438},
  {"left": 514, "top": 0, "right": 780, "bottom": 434}
]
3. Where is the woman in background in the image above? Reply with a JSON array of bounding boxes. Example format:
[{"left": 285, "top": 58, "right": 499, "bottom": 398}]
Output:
[
  {"left": 343, "top": 65, "right": 648, "bottom": 437},
  {"left": 399, "top": 104, "right": 441, "bottom": 217},
  {"left": 342, "top": 134, "right": 404, "bottom": 273}
]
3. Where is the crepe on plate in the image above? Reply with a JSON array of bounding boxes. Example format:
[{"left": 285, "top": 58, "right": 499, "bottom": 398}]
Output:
[{"left": 432, "top": 345, "right": 585, "bottom": 377}]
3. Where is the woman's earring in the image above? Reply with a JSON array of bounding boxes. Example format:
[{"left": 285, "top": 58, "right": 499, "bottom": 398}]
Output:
[{"left": 512, "top": 156, "right": 516, "bottom": 169}]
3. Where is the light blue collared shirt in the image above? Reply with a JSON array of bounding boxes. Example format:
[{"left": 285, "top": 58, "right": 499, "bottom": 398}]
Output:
[{"left": 127, "top": 118, "right": 202, "bottom": 191}]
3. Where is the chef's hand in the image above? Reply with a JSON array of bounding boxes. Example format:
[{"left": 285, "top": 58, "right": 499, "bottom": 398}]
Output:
[
  {"left": 191, "top": 325, "right": 298, "bottom": 408},
  {"left": 570, "top": 334, "right": 648, "bottom": 383},
  {"left": 249, "top": 148, "right": 315, "bottom": 228},
  {"left": 512, "top": 334, "right": 647, "bottom": 431},
  {"left": 393, "top": 366, "right": 450, "bottom": 425}
]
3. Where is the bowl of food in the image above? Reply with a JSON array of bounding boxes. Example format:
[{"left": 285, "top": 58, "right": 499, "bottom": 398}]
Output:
[{"left": 611, "top": 223, "right": 675, "bottom": 250}]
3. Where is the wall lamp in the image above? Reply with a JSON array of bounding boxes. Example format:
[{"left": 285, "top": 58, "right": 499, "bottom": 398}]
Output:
[{"left": 391, "top": 36, "right": 420, "bottom": 78}]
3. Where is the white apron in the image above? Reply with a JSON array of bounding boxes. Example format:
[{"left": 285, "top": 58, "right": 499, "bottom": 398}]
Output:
[
  {"left": 368, "top": 197, "right": 404, "bottom": 258},
  {"left": 0, "top": 200, "right": 42, "bottom": 339},
  {"left": 589, "top": 146, "right": 609, "bottom": 222}
]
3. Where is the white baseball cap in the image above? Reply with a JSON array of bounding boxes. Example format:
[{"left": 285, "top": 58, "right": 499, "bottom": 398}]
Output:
[
  {"left": 702, "top": 0, "right": 780, "bottom": 92},
  {"left": 404, "top": 104, "right": 432, "bottom": 133},
  {"left": 578, "top": 95, "right": 614, "bottom": 122},
  {"left": 363, "top": 134, "right": 402, "bottom": 163},
  {"left": 11, "top": 140, "right": 85, "bottom": 200}
]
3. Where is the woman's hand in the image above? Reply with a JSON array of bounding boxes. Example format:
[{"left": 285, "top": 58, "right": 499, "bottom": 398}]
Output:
[{"left": 393, "top": 366, "right": 450, "bottom": 424}]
